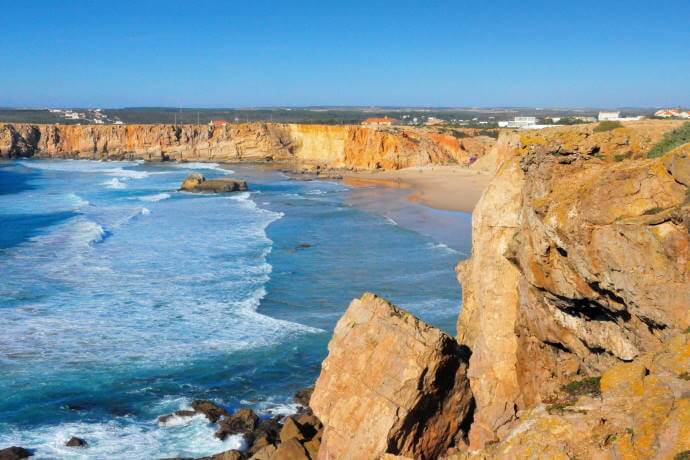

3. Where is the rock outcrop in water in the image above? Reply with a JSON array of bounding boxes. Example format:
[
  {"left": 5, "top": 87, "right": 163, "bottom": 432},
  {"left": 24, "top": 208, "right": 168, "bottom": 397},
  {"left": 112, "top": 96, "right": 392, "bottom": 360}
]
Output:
[
  {"left": 179, "top": 173, "right": 248, "bottom": 193},
  {"left": 0, "top": 123, "right": 493, "bottom": 170},
  {"left": 311, "top": 293, "right": 473, "bottom": 460}
]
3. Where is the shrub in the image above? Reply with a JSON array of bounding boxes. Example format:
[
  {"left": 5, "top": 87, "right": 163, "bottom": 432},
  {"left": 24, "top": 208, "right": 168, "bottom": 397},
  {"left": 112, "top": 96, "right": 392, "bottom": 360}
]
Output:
[
  {"left": 478, "top": 129, "right": 499, "bottom": 139},
  {"left": 561, "top": 376, "right": 601, "bottom": 397},
  {"left": 593, "top": 121, "right": 623, "bottom": 133},
  {"left": 647, "top": 122, "right": 690, "bottom": 158}
]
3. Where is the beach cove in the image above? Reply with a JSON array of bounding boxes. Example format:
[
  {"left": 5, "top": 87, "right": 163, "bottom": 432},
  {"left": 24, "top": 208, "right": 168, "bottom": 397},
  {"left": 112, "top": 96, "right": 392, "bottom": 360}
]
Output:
[{"left": 0, "top": 159, "right": 478, "bottom": 458}]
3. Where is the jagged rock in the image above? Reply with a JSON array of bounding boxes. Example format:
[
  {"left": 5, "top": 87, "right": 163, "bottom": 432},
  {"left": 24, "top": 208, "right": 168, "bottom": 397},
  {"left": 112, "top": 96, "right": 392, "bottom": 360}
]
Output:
[
  {"left": 191, "top": 400, "right": 228, "bottom": 423},
  {"left": 157, "top": 409, "right": 197, "bottom": 424},
  {"left": 293, "top": 386, "right": 313, "bottom": 409},
  {"left": 180, "top": 173, "right": 248, "bottom": 193},
  {"left": 215, "top": 408, "right": 259, "bottom": 440},
  {"left": 247, "top": 444, "right": 276, "bottom": 460},
  {"left": 65, "top": 437, "right": 87, "bottom": 447},
  {"left": 0, "top": 447, "right": 31, "bottom": 460},
  {"left": 247, "top": 418, "right": 280, "bottom": 456},
  {"left": 210, "top": 450, "right": 244, "bottom": 460},
  {"left": 271, "top": 439, "right": 309, "bottom": 460},
  {"left": 447, "top": 332, "right": 690, "bottom": 459},
  {"left": 311, "top": 293, "right": 473, "bottom": 460},
  {"left": 278, "top": 416, "right": 305, "bottom": 443},
  {"left": 456, "top": 127, "right": 690, "bottom": 449}
]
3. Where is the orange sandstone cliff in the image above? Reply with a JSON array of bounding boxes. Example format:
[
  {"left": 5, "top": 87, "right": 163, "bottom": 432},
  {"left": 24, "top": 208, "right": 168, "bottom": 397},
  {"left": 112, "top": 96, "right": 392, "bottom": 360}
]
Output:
[
  {"left": 0, "top": 122, "right": 492, "bottom": 170},
  {"left": 309, "top": 121, "right": 690, "bottom": 460}
]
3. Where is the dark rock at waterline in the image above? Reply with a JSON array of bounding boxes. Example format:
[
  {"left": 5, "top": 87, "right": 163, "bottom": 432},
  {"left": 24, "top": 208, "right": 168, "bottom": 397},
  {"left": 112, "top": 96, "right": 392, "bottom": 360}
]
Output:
[
  {"left": 157, "top": 409, "right": 197, "bottom": 424},
  {"left": 247, "top": 418, "right": 282, "bottom": 456},
  {"left": 65, "top": 437, "right": 87, "bottom": 447},
  {"left": 295, "top": 243, "right": 312, "bottom": 250},
  {"left": 294, "top": 386, "right": 314, "bottom": 409},
  {"left": 191, "top": 400, "right": 229, "bottom": 423},
  {"left": 215, "top": 408, "right": 259, "bottom": 440},
  {"left": 179, "top": 173, "right": 248, "bottom": 193},
  {"left": 0, "top": 446, "right": 32, "bottom": 459}
]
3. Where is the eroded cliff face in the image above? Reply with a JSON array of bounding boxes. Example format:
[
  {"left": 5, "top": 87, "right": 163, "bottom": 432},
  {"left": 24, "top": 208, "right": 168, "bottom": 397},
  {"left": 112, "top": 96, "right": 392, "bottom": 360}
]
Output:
[
  {"left": 456, "top": 125, "right": 690, "bottom": 450},
  {"left": 0, "top": 123, "right": 493, "bottom": 170}
]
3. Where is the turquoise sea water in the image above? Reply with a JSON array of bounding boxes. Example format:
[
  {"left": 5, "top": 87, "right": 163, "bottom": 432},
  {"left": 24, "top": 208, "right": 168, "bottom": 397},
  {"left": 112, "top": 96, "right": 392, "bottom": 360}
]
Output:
[{"left": 0, "top": 160, "right": 469, "bottom": 459}]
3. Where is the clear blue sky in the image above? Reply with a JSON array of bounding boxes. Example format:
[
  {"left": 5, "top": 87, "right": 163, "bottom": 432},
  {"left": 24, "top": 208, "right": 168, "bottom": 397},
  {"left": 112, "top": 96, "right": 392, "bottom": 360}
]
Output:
[{"left": 1, "top": 0, "right": 688, "bottom": 108}]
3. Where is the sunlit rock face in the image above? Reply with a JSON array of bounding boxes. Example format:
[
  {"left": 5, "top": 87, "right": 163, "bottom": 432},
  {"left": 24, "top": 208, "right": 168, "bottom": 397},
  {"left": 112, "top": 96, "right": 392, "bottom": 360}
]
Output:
[
  {"left": 456, "top": 126, "right": 690, "bottom": 450},
  {"left": 311, "top": 293, "right": 473, "bottom": 460}
]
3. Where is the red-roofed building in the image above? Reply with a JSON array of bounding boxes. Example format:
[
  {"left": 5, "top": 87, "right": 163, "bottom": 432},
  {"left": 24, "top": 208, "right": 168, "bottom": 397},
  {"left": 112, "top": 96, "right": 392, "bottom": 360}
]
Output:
[
  {"left": 361, "top": 117, "right": 396, "bottom": 126},
  {"left": 211, "top": 119, "right": 230, "bottom": 127}
]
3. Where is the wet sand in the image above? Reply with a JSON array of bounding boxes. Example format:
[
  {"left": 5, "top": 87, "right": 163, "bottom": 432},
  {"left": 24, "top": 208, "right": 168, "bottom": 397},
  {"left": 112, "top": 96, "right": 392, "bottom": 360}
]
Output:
[{"left": 343, "top": 166, "right": 491, "bottom": 213}]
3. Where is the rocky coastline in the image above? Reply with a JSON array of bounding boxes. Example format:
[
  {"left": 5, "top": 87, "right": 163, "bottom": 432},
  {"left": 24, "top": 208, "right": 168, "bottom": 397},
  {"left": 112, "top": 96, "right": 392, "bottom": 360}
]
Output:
[
  {"left": 2, "top": 120, "right": 689, "bottom": 459},
  {"left": 0, "top": 122, "right": 493, "bottom": 171}
]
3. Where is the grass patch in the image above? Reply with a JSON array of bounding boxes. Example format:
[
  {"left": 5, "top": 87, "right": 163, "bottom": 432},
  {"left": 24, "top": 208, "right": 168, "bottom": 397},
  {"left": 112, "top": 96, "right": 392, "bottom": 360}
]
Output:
[
  {"left": 614, "top": 154, "right": 629, "bottom": 162},
  {"left": 562, "top": 376, "right": 601, "bottom": 397},
  {"left": 593, "top": 121, "right": 622, "bottom": 133},
  {"left": 675, "top": 451, "right": 690, "bottom": 460},
  {"left": 478, "top": 129, "right": 499, "bottom": 139},
  {"left": 643, "top": 206, "right": 664, "bottom": 215},
  {"left": 680, "top": 372, "right": 690, "bottom": 381},
  {"left": 648, "top": 122, "right": 690, "bottom": 158}
]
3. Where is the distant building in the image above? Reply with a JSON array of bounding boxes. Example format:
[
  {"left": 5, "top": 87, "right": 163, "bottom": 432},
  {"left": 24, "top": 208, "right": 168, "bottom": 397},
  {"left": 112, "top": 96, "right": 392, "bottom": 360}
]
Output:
[
  {"left": 211, "top": 119, "right": 230, "bottom": 127},
  {"left": 655, "top": 108, "right": 690, "bottom": 119},
  {"left": 361, "top": 117, "right": 396, "bottom": 126},
  {"left": 598, "top": 111, "right": 621, "bottom": 121},
  {"left": 574, "top": 116, "right": 597, "bottom": 122},
  {"left": 503, "top": 116, "right": 537, "bottom": 128},
  {"left": 598, "top": 111, "right": 643, "bottom": 122},
  {"left": 425, "top": 117, "right": 444, "bottom": 126}
]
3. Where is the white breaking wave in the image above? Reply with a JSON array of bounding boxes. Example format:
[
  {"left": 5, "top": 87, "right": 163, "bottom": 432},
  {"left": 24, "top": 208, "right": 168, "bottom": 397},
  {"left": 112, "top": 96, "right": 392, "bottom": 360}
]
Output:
[
  {"left": 170, "top": 162, "right": 233, "bottom": 174},
  {"left": 426, "top": 242, "right": 465, "bottom": 256},
  {"left": 0, "top": 418, "right": 246, "bottom": 460},
  {"left": 102, "top": 178, "right": 127, "bottom": 189},
  {"left": 19, "top": 159, "right": 139, "bottom": 173},
  {"left": 104, "top": 168, "right": 149, "bottom": 179},
  {"left": 139, "top": 193, "right": 171, "bottom": 202},
  {"left": 140, "top": 207, "right": 151, "bottom": 215},
  {"left": 383, "top": 215, "right": 398, "bottom": 226}
]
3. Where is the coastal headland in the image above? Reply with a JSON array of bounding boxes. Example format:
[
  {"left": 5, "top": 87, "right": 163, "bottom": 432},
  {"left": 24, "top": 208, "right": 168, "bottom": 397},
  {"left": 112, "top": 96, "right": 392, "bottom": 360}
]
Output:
[{"left": 1, "top": 119, "right": 689, "bottom": 459}]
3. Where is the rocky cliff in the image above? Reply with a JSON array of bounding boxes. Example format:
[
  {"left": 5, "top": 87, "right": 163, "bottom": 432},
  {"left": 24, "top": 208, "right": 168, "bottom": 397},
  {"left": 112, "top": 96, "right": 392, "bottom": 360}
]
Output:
[
  {"left": 310, "top": 121, "right": 690, "bottom": 459},
  {"left": 0, "top": 123, "right": 493, "bottom": 170}
]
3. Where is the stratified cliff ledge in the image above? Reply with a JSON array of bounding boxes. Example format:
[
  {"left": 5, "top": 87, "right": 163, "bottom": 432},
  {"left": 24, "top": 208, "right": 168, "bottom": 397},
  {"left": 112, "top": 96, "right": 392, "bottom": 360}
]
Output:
[
  {"left": 0, "top": 122, "right": 493, "bottom": 170},
  {"left": 310, "top": 122, "right": 689, "bottom": 460}
]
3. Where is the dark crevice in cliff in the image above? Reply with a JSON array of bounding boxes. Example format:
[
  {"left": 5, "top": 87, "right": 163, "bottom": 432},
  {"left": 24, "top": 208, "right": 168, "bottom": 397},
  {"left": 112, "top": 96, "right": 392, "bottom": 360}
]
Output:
[
  {"left": 545, "top": 340, "right": 571, "bottom": 353},
  {"left": 386, "top": 342, "right": 473, "bottom": 460},
  {"left": 550, "top": 293, "right": 631, "bottom": 324}
]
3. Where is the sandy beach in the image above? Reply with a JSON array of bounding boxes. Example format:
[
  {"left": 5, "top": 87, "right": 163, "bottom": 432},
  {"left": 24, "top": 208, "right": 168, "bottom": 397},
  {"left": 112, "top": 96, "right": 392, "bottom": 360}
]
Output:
[{"left": 343, "top": 165, "right": 491, "bottom": 213}]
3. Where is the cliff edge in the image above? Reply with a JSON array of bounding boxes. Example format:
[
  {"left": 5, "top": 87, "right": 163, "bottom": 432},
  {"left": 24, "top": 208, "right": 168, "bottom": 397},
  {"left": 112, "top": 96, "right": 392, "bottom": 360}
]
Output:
[{"left": 310, "top": 121, "right": 689, "bottom": 459}]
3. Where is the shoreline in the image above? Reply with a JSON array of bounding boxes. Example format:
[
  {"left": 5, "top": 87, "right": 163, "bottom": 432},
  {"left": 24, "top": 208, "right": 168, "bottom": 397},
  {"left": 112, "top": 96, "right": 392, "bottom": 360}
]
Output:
[{"left": 343, "top": 165, "right": 491, "bottom": 213}]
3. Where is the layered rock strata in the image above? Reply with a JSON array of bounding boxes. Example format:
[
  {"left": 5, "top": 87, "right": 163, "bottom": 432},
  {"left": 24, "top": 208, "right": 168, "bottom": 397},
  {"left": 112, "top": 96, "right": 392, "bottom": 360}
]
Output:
[
  {"left": 456, "top": 128, "right": 690, "bottom": 449},
  {"left": 0, "top": 123, "right": 493, "bottom": 170}
]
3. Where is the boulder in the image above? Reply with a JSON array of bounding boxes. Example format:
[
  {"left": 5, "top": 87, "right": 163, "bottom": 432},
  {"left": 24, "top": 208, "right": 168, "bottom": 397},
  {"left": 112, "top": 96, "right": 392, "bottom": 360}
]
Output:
[
  {"left": 179, "top": 173, "right": 248, "bottom": 193},
  {"left": 157, "top": 409, "right": 197, "bottom": 424},
  {"left": 191, "top": 400, "right": 229, "bottom": 423},
  {"left": 247, "top": 418, "right": 280, "bottom": 455},
  {"left": 293, "top": 386, "right": 314, "bottom": 409},
  {"left": 0, "top": 447, "right": 31, "bottom": 460},
  {"left": 270, "top": 438, "right": 309, "bottom": 460},
  {"left": 65, "top": 437, "right": 87, "bottom": 447},
  {"left": 247, "top": 444, "right": 276, "bottom": 460},
  {"left": 210, "top": 450, "right": 244, "bottom": 460},
  {"left": 215, "top": 408, "right": 259, "bottom": 440},
  {"left": 310, "top": 293, "right": 473, "bottom": 460}
]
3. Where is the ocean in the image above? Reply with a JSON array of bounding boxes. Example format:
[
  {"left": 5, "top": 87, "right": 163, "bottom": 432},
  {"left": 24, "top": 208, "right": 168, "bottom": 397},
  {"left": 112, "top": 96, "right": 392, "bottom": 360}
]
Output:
[{"left": 0, "top": 159, "right": 470, "bottom": 459}]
